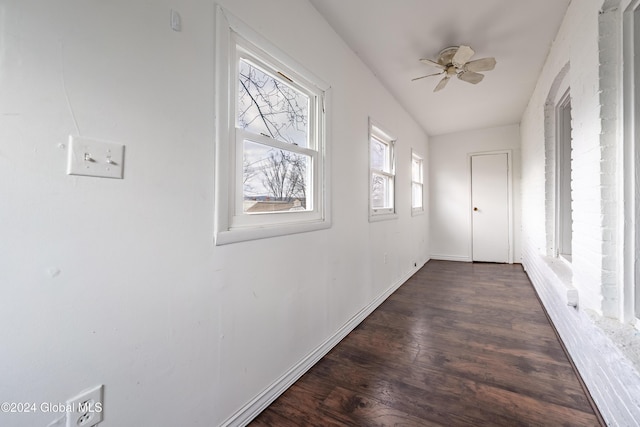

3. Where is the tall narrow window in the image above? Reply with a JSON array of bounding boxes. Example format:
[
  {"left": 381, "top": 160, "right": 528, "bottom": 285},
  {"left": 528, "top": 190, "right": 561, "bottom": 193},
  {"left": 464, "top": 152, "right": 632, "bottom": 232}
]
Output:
[
  {"left": 214, "top": 7, "right": 330, "bottom": 245},
  {"left": 631, "top": 4, "right": 640, "bottom": 319},
  {"left": 369, "top": 121, "right": 396, "bottom": 219},
  {"left": 411, "top": 151, "right": 424, "bottom": 214},
  {"left": 556, "top": 90, "right": 573, "bottom": 261}
]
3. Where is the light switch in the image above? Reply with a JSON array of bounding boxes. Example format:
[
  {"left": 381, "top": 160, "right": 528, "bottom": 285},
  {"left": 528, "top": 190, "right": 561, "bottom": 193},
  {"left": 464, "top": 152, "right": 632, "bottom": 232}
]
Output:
[{"left": 67, "top": 136, "right": 124, "bottom": 179}]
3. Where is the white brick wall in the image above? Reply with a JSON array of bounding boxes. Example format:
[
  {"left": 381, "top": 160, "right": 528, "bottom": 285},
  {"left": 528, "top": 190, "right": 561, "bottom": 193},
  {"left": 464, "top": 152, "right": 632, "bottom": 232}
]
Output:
[
  {"left": 521, "top": 0, "right": 640, "bottom": 424},
  {"left": 523, "top": 0, "right": 606, "bottom": 315},
  {"left": 522, "top": 250, "right": 640, "bottom": 425},
  {"left": 598, "top": 1, "right": 622, "bottom": 318}
]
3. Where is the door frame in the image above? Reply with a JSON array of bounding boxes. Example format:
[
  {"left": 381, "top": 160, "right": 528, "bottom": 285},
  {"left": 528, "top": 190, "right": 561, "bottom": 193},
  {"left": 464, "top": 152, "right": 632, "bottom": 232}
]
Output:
[{"left": 468, "top": 150, "right": 514, "bottom": 264}]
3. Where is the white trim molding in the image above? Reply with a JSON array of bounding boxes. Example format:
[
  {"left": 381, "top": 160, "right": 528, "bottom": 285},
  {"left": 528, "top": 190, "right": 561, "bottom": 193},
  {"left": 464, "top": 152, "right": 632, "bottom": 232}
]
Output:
[
  {"left": 214, "top": 4, "right": 332, "bottom": 245},
  {"left": 623, "top": 0, "right": 640, "bottom": 323},
  {"left": 522, "top": 242, "right": 640, "bottom": 426},
  {"left": 429, "top": 254, "right": 472, "bottom": 263},
  {"left": 467, "top": 149, "right": 514, "bottom": 264},
  {"left": 219, "top": 259, "right": 428, "bottom": 427}
]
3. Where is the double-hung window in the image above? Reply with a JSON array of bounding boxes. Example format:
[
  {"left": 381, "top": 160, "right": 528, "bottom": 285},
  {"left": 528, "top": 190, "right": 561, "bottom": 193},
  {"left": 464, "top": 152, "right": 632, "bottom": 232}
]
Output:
[
  {"left": 215, "top": 7, "right": 330, "bottom": 244},
  {"left": 411, "top": 151, "right": 424, "bottom": 214},
  {"left": 369, "top": 121, "right": 396, "bottom": 219}
]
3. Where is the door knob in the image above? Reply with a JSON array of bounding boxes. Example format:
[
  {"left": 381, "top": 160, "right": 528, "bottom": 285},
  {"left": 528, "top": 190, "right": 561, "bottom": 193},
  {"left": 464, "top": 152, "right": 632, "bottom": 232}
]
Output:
[{"left": 473, "top": 207, "right": 478, "bottom": 211}]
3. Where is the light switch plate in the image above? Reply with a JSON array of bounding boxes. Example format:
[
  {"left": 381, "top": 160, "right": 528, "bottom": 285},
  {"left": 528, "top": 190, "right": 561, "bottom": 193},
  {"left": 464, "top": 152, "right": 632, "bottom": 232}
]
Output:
[{"left": 67, "top": 136, "right": 124, "bottom": 179}]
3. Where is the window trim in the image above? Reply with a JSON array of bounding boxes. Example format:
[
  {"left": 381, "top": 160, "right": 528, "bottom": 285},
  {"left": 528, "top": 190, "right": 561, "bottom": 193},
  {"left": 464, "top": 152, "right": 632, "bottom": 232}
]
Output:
[
  {"left": 555, "top": 89, "right": 572, "bottom": 263},
  {"left": 214, "top": 5, "right": 331, "bottom": 245},
  {"left": 623, "top": 0, "right": 640, "bottom": 321},
  {"left": 369, "top": 119, "right": 397, "bottom": 221},
  {"left": 411, "top": 149, "right": 425, "bottom": 215}
]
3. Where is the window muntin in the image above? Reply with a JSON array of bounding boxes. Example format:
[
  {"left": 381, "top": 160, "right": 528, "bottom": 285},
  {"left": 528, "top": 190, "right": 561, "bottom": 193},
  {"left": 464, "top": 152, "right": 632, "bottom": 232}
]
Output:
[
  {"left": 369, "top": 123, "right": 396, "bottom": 217},
  {"left": 411, "top": 152, "right": 424, "bottom": 212}
]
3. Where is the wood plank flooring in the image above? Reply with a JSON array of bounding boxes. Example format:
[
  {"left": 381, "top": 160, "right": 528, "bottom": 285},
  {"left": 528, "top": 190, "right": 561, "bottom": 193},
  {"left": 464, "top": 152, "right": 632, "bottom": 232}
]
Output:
[{"left": 250, "top": 260, "right": 601, "bottom": 426}]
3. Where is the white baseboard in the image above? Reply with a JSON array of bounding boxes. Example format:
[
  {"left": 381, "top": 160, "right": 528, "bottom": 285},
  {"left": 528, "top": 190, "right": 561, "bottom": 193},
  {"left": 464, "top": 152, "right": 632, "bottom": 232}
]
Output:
[
  {"left": 220, "top": 260, "right": 428, "bottom": 427},
  {"left": 430, "top": 254, "right": 471, "bottom": 262},
  {"left": 522, "top": 242, "right": 640, "bottom": 426}
]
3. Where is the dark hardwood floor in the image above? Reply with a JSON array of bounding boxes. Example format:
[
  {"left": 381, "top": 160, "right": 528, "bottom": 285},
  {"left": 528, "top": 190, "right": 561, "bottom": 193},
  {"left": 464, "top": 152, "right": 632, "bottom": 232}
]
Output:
[{"left": 250, "top": 260, "right": 602, "bottom": 426}]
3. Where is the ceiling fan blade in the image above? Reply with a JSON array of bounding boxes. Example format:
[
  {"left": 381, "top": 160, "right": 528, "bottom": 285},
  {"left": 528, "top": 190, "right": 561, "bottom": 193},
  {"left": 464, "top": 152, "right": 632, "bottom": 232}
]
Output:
[
  {"left": 434, "top": 76, "right": 450, "bottom": 92},
  {"left": 419, "top": 58, "right": 446, "bottom": 69},
  {"left": 451, "top": 45, "right": 474, "bottom": 68},
  {"left": 411, "top": 71, "right": 444, "bottom": 81},
  {"left": 464, "top": 57, "right": 496, "bottom": 72},
  {"left": 458, "top": 71, "right": 485, "bottom": 84}
]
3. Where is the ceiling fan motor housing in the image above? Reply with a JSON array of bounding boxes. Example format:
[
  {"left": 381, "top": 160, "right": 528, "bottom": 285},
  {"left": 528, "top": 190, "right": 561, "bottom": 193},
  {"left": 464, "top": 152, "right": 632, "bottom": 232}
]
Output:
[{"left": 438, "top": 46, "right": 460, "bottom": 66}]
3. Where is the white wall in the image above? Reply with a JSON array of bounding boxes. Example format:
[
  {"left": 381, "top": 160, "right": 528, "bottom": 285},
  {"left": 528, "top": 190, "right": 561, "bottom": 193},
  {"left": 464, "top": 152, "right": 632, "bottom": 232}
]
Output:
[
  {"left": 429, "top": 124, "right": 521, "bottom": 263},
  {"left": 520, "top": 0, "right": 640, "bottom": 424},
  {"left": 0, "top": 1, "right": 429, "bottom": 426}
]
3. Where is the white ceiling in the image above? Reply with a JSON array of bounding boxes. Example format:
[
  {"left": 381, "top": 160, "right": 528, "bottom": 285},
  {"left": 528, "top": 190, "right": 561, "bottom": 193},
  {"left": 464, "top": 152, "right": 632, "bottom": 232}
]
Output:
[{"left": 309, "top": 0, "right": 571, "bottom": 136}]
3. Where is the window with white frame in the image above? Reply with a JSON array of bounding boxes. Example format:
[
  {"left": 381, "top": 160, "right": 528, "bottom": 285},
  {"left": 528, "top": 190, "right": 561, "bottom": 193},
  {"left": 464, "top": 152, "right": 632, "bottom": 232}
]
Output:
[
  {"left": 411, "top": 151, "right": 424, "bottom": 213},
  {"left": 626, "top": 1, "right": 640, "bottom": 319},
  {"left": 369, "top": 121, "right": 396, "bottom": 218},
  {"left": 635, "top": 2, "right": 640, "bottom": 320},
  {"left": 556, "top": 89, "right": 573, "bottom": 262},
  {"left": 214, "top": 7, "right": 330, "bottom": 245}
]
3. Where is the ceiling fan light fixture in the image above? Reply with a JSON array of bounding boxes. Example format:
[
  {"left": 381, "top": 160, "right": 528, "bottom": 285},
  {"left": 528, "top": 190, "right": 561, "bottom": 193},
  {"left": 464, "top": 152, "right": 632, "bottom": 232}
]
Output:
[{"left": 413, "top": 45, "right": 496, "bottom": 91}]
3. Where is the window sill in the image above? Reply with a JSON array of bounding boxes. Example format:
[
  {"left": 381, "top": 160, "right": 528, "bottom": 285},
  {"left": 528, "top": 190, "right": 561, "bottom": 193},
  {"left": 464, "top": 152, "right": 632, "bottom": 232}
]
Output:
[
  {"left": 369, "top": 212, "right": 398, "bottom": 223},
  {"left": 559, "top": 253, "right": 572, "bottom": 265},
  {"left": 543, "top": 255, "right": 577, "bottom": 307},
  {"left": 411, "top": 209, "right": 425, "bottom": 217},
  {"left": 215, "top": 219, "right": 330, "bottom": 245}
]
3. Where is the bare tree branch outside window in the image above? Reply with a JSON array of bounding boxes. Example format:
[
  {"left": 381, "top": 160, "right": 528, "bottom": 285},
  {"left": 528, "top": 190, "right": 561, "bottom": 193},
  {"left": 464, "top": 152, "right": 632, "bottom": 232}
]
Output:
[
  {"left": 370, "top": 137, "right": 390, "bottom": 209},
  {"left": 238, "top": 58, "right": 310, "bottom": 211}
]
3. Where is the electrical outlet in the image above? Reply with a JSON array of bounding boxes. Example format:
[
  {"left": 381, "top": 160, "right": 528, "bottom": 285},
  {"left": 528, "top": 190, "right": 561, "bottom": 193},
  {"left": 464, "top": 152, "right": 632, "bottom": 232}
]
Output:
[{"left": 66, "top": 385, "right": 104, "bottom": 427}]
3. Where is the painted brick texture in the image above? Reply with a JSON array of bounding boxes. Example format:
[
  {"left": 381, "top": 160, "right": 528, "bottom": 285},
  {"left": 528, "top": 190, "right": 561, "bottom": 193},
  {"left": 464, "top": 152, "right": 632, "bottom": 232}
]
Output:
[{"left": 521, "top": 0, "right": 640, "bottom": 425}]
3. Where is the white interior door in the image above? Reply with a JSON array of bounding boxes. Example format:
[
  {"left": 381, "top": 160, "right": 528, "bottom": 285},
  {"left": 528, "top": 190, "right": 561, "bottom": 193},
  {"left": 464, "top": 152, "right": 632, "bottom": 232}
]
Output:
[{"left": 471, "top": 153, "right": 510, "bottom": 263}]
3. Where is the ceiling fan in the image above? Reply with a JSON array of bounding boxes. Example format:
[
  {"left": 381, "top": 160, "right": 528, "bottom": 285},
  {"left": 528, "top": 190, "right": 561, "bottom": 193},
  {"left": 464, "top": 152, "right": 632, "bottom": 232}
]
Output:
[{"left": 412, "top": 45, "right": 496, "bottom": 92}]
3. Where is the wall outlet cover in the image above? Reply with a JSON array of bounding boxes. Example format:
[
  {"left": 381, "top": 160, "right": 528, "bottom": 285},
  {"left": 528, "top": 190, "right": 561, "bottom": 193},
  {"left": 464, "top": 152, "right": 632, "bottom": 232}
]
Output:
[{"left": 66, "top": 384, "right": 104, "bottom": 427}]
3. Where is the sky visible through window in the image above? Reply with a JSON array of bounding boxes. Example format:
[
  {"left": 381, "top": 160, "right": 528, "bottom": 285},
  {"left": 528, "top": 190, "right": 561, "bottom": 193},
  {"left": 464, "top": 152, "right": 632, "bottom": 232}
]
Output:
[
  {"left": 238, "top": 58, "right": 311, "bottom": 211},
  {"left": 412, "top": 155, "right": 423, "bottom": 209},
  {"left": 238, "top": 59, "right": 309, "bottom": 146},
  {"left": 371, "top": 135, "right": 392, "bottom": 210}
]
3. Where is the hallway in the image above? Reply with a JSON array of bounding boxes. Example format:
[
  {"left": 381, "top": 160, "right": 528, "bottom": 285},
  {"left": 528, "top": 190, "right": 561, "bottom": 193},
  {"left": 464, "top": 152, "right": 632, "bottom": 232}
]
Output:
[{"left": 251, "top": 261, "right": 601, "bottom": 426}]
